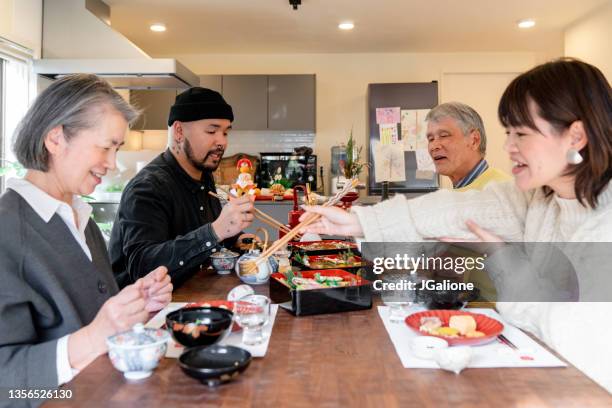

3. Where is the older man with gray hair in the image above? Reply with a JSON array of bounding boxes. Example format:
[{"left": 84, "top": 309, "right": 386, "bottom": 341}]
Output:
[{"left": 426, "top": 102, "right": 510, "bottom": 190}]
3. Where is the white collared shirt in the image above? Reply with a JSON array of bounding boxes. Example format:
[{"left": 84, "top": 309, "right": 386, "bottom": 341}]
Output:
[{"left": 7, "top": 177, "right": 94, "bottom": 385}]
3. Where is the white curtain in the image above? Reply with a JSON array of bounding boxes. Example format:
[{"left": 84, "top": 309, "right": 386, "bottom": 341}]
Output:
[{"left": 1, "top": 38, "right": 34, "bottom": 190}]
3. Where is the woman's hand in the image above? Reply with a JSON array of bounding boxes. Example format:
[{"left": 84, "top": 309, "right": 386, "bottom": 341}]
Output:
[
  {"left": 141, "top": 266, "right": 173, "bottom": 312},
  {"left": 298, "top": 206, "right": 364, "bottom": 237},
  {"left": 438, "top": 219, "right": 505, "bottom": 252},
  {"left": 69, "top": 280, "right": 150, "bottom": 369}
]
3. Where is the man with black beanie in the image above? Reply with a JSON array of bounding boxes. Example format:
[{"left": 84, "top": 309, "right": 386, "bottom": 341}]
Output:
[{"left": 109, "top": 87, "right": 254, "bottom": 288}]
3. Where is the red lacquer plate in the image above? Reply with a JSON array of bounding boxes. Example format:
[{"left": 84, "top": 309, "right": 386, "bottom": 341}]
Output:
[
  {"left": 288, "top": 240, "right": 358, "bottom": 253},
  {"left": 294, "top": 253, "right": 366, "bottom": 269},
  {"left": 405, "top": 310, "right": 504, "bottom": 346},
  {"left": 185, "top": 300, "right": 241, "bottom": 331}
]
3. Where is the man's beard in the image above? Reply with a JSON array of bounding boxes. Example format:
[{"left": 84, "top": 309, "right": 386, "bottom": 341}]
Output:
[{"left": 184, "top": 137, "right": 224, "bottom": 172}]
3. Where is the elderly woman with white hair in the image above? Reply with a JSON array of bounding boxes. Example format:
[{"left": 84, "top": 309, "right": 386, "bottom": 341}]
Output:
[{"left": 0, "top": 74, "right": 172, "bottom": 400}]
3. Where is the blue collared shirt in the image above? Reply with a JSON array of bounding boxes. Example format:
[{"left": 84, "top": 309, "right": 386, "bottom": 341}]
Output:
[{"left": 454, "top": 159, "right": 489, "bottom": 189}]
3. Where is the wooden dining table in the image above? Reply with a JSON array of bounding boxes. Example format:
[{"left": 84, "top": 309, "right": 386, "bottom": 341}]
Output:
[{"left": 46, "top": 268, "right": 611, "bottom": 407}]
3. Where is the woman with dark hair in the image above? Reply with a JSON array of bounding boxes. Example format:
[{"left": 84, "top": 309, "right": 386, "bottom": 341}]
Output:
[
  {"left": 301, "top": 58, "right": 612, "bottom": 391},
  {"left": 0, "top": 74, "right": 173, "bottom": 400}
]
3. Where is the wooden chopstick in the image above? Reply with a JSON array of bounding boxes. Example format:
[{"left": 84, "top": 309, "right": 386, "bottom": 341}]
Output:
[
  {"left": 243, "top": 179, "right": 359, "bottom": 274},
  {"left": 242, "top": 212, "right": 322, "bottom": 274},
  {"left": 208, "top": 190, "right": 298, "bottom": 236}
]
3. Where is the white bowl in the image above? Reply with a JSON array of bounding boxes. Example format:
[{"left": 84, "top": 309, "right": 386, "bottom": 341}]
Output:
[{"left": 106, "top": 324, "right": 169, "bottom": 380}]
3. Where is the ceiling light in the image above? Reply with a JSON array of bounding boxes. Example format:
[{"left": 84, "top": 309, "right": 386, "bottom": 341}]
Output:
[
  {"left": 338, "top": 22, "right": 354, "bottom": 30},
  {"left": 517, "top": 19, "right": 535, "bottom": 29},
  {"left": 150, "top": 23, "right": 166, "bottom": 32}
]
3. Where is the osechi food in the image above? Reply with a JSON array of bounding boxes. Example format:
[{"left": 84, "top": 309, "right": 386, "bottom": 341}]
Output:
[
  {"left": 269, "top": 183, "right": 285, "bottom": 196},
  {"left": 294, "top": 251, "right": 363, "bottom": 269},
  {"left": 294, "top": 241, "right": 356, "bottom": 251},
  {"left": 419, "top": 315, "right": 485, "bottom": 339},
  {"left": 277, "top": 271, "right": 361, "bottom": 290}
]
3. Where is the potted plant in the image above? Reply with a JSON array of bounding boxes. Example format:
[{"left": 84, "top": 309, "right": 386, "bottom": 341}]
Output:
[
  {"left": 337, "top": 130, "right": 367, "bottom": 206},
  {"left": 0, "top": 158, "right": 25, "bottom": 179},
  {"left": 341, "top": 129, "right": 366, "bottom": 181}
]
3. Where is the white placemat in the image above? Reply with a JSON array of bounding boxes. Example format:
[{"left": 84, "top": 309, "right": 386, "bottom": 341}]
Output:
[
  {"left": 378, "top": 306, "right": 566, "bottom": 368},
  {"left": 146, "top": 302, "right": 278, "bottom": 358}
]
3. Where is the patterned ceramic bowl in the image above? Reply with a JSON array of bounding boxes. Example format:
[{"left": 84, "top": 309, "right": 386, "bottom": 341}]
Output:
[
  {"left": 235, "top": 249, "right": 273, "bottom": 285},
  {"left": 210, "top": 249, "right": 240, "bottom": 275},
  {"left": 106, "top": 324, "right": 169, "bottom": 380}
]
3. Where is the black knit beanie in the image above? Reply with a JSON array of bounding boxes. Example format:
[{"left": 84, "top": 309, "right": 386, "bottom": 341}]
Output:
[{"left": 167, "top": 87, "right": 234, "bottom": 126}]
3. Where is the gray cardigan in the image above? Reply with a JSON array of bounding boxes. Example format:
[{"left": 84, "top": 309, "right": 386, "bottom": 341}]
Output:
[{"left": 0, "top": 190, "right": 119, "bottom": 404}]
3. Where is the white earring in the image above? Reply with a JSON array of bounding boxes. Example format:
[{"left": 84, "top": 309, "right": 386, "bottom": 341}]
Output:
[{"left": 566, "top": 149, "right": 583, "bottom": 165}]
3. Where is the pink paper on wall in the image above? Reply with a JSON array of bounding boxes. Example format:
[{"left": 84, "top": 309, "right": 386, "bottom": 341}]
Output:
[{"left": 376, "top": 107, "right": 401, "bottom": 125}]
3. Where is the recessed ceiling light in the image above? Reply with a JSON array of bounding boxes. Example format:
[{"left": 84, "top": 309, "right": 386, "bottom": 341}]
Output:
[
  {"left": 517, "top": 19, "right": 535, "bottom": 29},
  {"left": 150, "top": 23, "right": 166, "bottom": 32},
  {"left": 338, "top": 22, "right": 354, "bottom": 30}
]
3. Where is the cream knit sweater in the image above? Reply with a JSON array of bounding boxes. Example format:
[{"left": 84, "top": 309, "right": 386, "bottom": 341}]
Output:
[{"left": 353, "top": 181, "right": 612, "bottom": 393}]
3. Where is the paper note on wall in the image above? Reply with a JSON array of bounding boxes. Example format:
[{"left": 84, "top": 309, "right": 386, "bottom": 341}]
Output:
[
  {"left": 415, "top": 148, "right": 436, "bottom": 172},
  {"left": 379, "top": 123, "right": 398, "bottom": 145},
  {"left": 374, "top": 141, "right": 406, "bottom": 183},
  {"left": 400, "top": 110, "right": 417, "bottom": 151},
  {"left": 376, "top": 107, "right": 401, "bottom": 125},
  {"left": 415, "top": 109, "right": 431, "bottom": 149}
]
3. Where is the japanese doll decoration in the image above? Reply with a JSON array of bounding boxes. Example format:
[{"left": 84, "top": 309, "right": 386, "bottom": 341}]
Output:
[{"left": 230, "top": 158, "right": 258, "bottom": 197}]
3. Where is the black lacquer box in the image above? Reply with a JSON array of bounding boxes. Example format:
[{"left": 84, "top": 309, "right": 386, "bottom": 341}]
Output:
[{"left": 269, "top": 269, "right": 372, "bottom": 316}]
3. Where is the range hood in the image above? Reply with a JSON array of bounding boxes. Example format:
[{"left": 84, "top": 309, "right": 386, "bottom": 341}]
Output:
[
  {"left": 35, "top": 0, "right": 199, "bottom": 89},
  {"left": 34, "top": 58, "right": 200, "bottom": 89}
]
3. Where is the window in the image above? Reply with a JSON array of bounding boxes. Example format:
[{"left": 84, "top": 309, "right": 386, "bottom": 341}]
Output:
[{"left": 0, "top": 36, "right": 34, "bottom": 193}]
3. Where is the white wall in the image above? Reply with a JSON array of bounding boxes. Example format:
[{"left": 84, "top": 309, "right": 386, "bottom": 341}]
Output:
[
  {"left": 564, "top": 2, "right": 612, "bottom": 80},
  {"left": 0, "top": 0, "right": 42, "bottom": 56},
  {"left": 168, "top": 52, "right": 548, "bottom": 192}
]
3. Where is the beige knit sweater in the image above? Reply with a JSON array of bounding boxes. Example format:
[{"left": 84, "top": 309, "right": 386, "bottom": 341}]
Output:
[{"left": 353, "top": 181, "right": 612, "bottom": 393}]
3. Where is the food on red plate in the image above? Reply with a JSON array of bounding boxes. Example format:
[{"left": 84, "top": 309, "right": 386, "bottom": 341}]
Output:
[
  {"left": 295, "top": 250, "right": 363, "bottom": 269},
  {"left": 269, "top": 183, "right": 285, "bottom": 196},
  {"left": 418, "top": 314, "right": 485, "bottom": 339},
  {"left": 275, "top": 269, "right": 363, "bottom": 291},
  {"left": 449, "top": 315, "right": 477, "bottom": 335},
  {"left": 419, "top": 316, "right": 442, "bottom": 332},
  {"left": 291, "top": 240, "right": 357, "bottom": 252},
  {"left": 407, "top": 310, "right": 503, "bottom": 346}
]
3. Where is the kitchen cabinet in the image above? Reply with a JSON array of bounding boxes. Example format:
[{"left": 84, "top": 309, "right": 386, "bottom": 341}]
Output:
[
  {"left": 130, "top": 89, "right": 177, "bottom": 130},
  {"left": 222, "top": 75, "right": 268, "bottom": 130},
  {"left": 268, "top": 75, "right": 316, "bottom": 131},
  {"left": 131, "top": 75, "right": 317, "bottom": 131}
]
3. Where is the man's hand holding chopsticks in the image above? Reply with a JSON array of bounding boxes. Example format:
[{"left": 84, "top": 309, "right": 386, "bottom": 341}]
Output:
[{"left": 212, "top": 194, "right": 254, "bottom": 240}]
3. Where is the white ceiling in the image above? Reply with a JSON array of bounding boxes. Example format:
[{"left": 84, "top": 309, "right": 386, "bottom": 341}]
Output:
[{"left": 104, "top": 0, "right": 610, "bottom": 55}]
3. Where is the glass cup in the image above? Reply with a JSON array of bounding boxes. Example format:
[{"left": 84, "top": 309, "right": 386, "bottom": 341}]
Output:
[
  {"left": 233, "top": 295, "right": 271, "bottom": 345},
  {"left": 381, "top": 271, "right": 419, "bottom": 323}
]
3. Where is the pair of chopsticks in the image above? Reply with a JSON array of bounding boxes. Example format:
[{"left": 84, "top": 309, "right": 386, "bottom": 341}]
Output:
[
  {"left": 305, "top": 183, "right": 317, "bottom": 206},
  {"left": 243, "top": 179, "right": 359, "bottom": 274},
  {"left": 208, "top": 190, "right": 297, "bottom": 237},
  {"left": 497, "top": 334, "right": 534, "bottom": 361}
]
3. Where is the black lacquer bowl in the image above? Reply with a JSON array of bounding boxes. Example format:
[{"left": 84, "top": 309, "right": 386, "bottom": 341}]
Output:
[
  {"left": 166, "top": 307, "right": 233, "bottom": 348},
  {"left": 179, "top": 345, "right": 252, "bottom": 386}
]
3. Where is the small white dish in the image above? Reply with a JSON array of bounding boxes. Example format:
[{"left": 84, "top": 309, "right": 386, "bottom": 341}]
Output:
[{"left": 434, "top": 346, "right": 473, "bottom": 374}]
